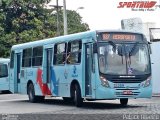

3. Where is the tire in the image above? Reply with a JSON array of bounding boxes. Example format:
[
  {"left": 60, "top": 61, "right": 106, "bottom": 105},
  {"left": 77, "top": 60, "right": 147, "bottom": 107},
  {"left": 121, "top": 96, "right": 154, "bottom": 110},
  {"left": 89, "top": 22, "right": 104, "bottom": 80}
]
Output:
[
  {"left": 1, "top": 90, "right": 11, "bottom": 94},
  {"left": 73, "top": 84, "right": 83, "bottom": 107},
  {"left": 37, "top": 96, "right": 45, "bottom": 102},
  {"left": 28, "top": 83, "right": 37, "bottom": 103},
  {"left": 120, "top": 98, "right": 128, "bottom": 106},
  {"left": 63, "top": 97, "right": 73, "bottom": 103}
]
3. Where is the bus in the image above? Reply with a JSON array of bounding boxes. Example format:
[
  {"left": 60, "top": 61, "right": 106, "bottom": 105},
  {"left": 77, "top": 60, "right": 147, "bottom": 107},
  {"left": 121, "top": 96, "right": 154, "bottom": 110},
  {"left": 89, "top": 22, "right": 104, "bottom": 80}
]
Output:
[
  {"left": 9, "top": 30, "right": 152, "bottom": 107},
  {"left": 0, "top": 58, "right": 10, "bottom": 93},
  {"left": 149, "top": 28, "right": 160, "bottom": 96}
]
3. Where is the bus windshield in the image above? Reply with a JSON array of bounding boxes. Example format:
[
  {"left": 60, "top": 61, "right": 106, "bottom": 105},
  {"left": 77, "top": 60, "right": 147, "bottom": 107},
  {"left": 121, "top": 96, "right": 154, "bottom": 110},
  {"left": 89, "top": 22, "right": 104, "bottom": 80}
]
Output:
[
  {"left": 0, "top": 63, "right": 8, "bottom": 78},
  {"left": 98, "top": 43, "right": 150, "bottom": 75}
]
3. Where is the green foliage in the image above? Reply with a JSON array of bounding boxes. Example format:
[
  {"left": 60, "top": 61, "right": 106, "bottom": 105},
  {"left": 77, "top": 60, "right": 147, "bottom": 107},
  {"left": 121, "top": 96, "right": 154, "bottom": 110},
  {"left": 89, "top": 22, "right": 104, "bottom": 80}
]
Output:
[
  {"left": 56, "top": 10, "right": 89, "bottom": 35},
  {"left": 0, "top": 0, "right": 89, "bottom": 57}
]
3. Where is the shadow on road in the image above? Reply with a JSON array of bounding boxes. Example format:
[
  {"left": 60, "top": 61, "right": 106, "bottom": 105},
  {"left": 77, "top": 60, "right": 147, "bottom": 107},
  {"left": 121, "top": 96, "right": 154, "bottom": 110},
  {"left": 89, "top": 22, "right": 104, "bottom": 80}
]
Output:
[
  {"left": 0, "top": 90, "right": 12, "bottom": 94},
  {"left": 14, "top": 98, "right": 145, "bottom": 109}
]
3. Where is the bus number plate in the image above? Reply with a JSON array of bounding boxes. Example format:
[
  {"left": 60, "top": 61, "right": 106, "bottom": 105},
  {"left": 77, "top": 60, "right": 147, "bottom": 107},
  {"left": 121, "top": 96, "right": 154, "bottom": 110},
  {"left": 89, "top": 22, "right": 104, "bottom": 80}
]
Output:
[{"left": 114, "top": 83, "right": 124, "bottom": 88}]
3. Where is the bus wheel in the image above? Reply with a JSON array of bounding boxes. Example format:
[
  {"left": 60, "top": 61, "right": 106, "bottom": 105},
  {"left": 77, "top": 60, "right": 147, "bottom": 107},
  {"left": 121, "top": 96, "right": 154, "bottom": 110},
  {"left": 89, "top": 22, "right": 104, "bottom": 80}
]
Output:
[
  {"left": 73, "top": 84, "right": 83, "bottom": 107},
  {"left": 120, "top": 98, "right": 128, "bottom": 106},
  {"left": 28, "top": 83, "right": 37, "bottom": 103},
  {"left": 63, "top": 97, "right": 73, "bottom": 103},
  {"left": 37, "top": 96, "right": 45, "bottom": 102}
]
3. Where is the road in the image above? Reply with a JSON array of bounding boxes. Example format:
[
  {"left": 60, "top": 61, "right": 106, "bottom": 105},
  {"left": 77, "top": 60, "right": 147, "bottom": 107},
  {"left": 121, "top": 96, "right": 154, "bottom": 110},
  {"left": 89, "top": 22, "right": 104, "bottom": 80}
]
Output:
[{"left": 0, "top": 94, "right": 160, "bottom": 120}]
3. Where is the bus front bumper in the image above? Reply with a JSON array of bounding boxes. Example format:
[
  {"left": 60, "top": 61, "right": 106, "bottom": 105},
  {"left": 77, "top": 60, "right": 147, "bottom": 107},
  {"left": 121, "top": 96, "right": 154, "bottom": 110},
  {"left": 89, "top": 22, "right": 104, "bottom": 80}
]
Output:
[{"left": 94, "top": 85, "right": 152, "bottom": 99}]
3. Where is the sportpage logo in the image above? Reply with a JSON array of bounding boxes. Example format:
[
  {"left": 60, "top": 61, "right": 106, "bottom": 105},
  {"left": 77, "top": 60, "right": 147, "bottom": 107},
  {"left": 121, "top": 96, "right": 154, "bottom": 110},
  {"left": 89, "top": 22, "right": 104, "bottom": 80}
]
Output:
[{"left": 117, "top": 1, "right": 160, "bottom": 11}]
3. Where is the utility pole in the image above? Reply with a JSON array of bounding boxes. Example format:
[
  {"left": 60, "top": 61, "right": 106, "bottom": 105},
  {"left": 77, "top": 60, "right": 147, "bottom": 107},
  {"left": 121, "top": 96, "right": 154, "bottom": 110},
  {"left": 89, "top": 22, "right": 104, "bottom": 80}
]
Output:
[
  {"left": 49, "top": 0, "right": 62, "bottom": 36},
  {"left": 56, "top": 0, "right": 60, "bottom": 36},
  {"left": 63, "top": 0, "right": 68, "bottom": 35}
]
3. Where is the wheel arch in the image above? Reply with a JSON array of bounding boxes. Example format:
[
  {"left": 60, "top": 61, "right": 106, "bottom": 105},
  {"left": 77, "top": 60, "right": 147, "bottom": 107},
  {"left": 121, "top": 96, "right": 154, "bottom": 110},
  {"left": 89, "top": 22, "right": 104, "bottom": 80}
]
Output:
[
  {"left": 27, "top": 80, "right": 33, "bottom": 94},
  {"left": 70, "top": 79, "right": 82, "bottom": 98}
]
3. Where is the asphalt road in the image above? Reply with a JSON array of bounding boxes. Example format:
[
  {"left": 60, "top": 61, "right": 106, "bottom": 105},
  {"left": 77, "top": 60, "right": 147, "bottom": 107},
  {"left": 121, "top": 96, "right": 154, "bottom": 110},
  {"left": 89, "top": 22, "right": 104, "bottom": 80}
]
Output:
[{"left": 0, "top": 94, "right": 160, "bottom": 120}]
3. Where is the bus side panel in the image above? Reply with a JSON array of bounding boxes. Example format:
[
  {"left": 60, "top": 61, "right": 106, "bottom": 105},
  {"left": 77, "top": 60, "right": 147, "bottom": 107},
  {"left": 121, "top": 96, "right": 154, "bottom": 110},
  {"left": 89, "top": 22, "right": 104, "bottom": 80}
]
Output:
[
  {"left": 9, "top": 52, "right": 17, "bottom": 93},
  {"left": 0, "top": 62, "right": 9, "bottom": 91},
  {"left": 151, "top": 42, "right": 160, "bottom": 95},
  {"left": 19, "top": 68, "right": 27, "bottom": 94},
  {"left": 0, "top": 77, "right": 9, "bottom": 91},
  {"left": 61, "top": 64, "right": 83, "bottom": 97},
  {"left": 52, "top": 65, "right": 69, "bottom": 97},
  {"left": 23, "top": 67, "right": 46, "bottom": 96}
]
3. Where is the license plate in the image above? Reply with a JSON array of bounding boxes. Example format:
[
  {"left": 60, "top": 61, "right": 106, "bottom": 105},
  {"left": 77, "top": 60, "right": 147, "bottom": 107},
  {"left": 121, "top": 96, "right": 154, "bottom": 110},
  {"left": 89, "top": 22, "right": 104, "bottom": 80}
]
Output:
[{"left": 123, "top": 90, "right": 133, "bottom": 95}]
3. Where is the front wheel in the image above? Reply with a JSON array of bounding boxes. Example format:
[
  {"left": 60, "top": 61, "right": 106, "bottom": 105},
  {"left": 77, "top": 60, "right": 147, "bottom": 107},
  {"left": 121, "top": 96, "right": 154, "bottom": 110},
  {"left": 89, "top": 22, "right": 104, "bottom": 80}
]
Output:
[
  {"left": 37, "top": 96, "right": 45, "bottom": 102},
  {"left": 28, "top": 83, "right": 37, "bottom": 103},
  {"left": 120, "top": 98, "right": 128, "bottom": 106},
  {"left": 73, "top": 84, "right": 83, "bottom": 107},
  {"left": 63, "top": 97, "right": 73, "bottom": 103}
]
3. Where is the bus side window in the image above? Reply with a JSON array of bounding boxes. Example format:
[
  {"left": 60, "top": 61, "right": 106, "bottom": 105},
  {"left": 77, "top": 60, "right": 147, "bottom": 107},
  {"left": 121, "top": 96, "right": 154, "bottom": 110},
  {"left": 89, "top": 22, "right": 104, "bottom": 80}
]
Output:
[
  {"left": 0, "top": 64, "right": 8, "bottom": 77},
  {"left": 53, "top": 43, "right": 66, "bottom": 65},
  {"left": 22, "top": 48, "right": 32, "bottom": 67},
  {"left": 32, "top": 46, "right": 43, "bottom": 66},
  {"left": 67, "top": 40, "right": 82, "bottom": 64}
]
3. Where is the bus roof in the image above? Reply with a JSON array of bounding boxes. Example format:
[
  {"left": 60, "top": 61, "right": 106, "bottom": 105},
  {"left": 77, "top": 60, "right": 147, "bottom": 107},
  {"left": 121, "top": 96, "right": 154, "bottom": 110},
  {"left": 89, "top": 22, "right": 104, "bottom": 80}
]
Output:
[
  {"left": 11, "top": 30, "right": 145, "bottom": 50},
  {"left": 96, "top": 29, "right": 144, "bottom": 35},
  {"left": 0, "top": 58, "right": 10, "bottom": 64},
  {"left": 11, "top": 30, "right": 96, "bottom": 50}
]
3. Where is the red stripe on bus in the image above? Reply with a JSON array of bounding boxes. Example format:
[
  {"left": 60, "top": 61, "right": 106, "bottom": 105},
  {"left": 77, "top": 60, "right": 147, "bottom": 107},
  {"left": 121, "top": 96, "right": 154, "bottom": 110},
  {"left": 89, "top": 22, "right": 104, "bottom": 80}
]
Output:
[{"left": 36, "top": 68, "right": 51, "bottom": 95}]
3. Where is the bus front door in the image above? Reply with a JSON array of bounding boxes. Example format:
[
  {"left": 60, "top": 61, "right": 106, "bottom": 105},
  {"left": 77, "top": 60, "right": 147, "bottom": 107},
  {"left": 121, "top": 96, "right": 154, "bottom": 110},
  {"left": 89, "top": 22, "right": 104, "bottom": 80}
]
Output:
[
  {"left": 10, "top": 52, "right": 21, "bottom": 93},
  {"left": 16, "top": 53, "right": 21, "bottom": 93},
  {"left": 85, "top": 44, "right": 92, "bottom": 96},
  {"left": 46, "top": 48, "right": 52, "bottom": 94}
]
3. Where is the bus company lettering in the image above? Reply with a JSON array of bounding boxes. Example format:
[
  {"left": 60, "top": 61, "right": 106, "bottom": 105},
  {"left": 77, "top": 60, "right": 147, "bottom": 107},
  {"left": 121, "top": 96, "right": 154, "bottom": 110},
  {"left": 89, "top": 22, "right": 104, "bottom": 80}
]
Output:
[
  {"left": 72, "top": 66, "right": 78, "bottom": 77},
  {"left": 64, "top": 69, "right": 68, "bottom": 79},
  {"left": 117, "top": 1, "right": 157, "bottom": 8}
]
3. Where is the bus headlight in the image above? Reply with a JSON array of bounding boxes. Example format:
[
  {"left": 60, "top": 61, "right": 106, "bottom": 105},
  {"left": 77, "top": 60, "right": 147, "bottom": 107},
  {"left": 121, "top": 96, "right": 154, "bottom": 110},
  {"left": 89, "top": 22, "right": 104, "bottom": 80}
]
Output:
[
  {"left": 100, "top": 76, "right": 110, "bottom": 88},
  {"left": 143, "top": 76, "right": 151, "bottom": 87}
]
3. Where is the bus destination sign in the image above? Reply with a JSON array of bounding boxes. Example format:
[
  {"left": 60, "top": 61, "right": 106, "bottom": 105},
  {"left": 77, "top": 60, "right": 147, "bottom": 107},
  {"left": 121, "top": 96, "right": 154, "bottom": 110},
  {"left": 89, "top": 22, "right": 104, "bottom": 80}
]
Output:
[{"left": 101, "top": 33, "right": 142, "bottom": 41}]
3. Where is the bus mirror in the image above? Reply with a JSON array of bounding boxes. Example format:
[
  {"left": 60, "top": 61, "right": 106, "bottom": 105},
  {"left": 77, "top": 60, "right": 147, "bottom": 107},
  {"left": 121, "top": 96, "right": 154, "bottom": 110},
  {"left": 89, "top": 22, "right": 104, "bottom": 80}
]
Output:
[{"left": 93, "top": 43, "right": 97, "bottom": 53}]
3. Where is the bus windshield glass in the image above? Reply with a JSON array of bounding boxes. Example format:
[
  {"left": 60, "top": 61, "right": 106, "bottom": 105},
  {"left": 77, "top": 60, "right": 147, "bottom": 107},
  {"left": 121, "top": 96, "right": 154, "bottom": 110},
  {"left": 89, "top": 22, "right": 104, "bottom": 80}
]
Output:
[
  {"left": 98, "top": 43, "right": 150, "bottom": 75},
  {"left": 0, "top": 63, "right": 8, "bottom": 78}
]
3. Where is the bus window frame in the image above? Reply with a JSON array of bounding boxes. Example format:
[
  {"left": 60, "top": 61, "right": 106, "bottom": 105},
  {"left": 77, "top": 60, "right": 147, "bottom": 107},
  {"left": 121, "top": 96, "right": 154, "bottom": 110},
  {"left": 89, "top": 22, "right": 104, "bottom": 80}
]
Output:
[
  {"left": 53, "top": 42, "right": 67, "bottom": 66},
  {"left": 32, "top": 46, "right": 43, "bottom": 67},
  {"left": 22, "top": 48, "right": 32, "bottom": 68},
  {"left": 10, "top": 51, "right": 15, "bottom": 69},
  {"left": 66, "top": 40, "right": 82, "bottom": 65},
  {"left": 0, "top": 63, "right": 8, "bottom": 78}
]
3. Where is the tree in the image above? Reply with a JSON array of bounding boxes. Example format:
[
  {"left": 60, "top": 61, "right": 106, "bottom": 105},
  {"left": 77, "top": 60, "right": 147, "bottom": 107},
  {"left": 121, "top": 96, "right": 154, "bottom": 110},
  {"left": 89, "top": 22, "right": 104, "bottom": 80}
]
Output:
[
  {"left": 54, "top": 10, "right": 89, "bottom": 35},
  {"left": 0, "top": 0, "right": 89, "bottom": 57}
]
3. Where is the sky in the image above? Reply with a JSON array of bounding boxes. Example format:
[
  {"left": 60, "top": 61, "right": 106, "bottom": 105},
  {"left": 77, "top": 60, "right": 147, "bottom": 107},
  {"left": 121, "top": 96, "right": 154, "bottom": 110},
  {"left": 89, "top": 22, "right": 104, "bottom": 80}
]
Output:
[{"left": 48, "top": 0, "right": 160, "bottom": 30}]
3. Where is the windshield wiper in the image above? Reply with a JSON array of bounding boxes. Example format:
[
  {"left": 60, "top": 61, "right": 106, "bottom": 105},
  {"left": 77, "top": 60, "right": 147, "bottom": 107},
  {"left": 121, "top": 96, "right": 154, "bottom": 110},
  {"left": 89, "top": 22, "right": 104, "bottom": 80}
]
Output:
[
  {"left": 129, "top": 42, "right": 139, "bottom": 56},
  {"left": 108, "top": 41, "right": 116, "bottom": 52}
]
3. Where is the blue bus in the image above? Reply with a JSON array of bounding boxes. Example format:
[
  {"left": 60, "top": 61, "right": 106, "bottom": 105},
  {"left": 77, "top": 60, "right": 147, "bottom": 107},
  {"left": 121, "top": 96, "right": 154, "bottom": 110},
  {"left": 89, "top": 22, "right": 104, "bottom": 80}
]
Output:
[
  {"left": 0, "top": 58, "right": 10, "bottom": 93},
  {"left": 9, "top": 30, "right": 152, "bottom": 107}
]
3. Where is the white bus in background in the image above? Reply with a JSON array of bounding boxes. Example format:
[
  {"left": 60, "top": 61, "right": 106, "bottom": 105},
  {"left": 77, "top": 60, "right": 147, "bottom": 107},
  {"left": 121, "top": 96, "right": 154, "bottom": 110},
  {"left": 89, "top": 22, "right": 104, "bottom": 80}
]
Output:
[
  {"left": 149, "top": 28, "right": 160, "bottom": 96},
  {"left": 121, "top": 18, "right": 160, "bottom": 96},
  {"left": 0, "top": 58, "right": 10, "bottom": 93}
]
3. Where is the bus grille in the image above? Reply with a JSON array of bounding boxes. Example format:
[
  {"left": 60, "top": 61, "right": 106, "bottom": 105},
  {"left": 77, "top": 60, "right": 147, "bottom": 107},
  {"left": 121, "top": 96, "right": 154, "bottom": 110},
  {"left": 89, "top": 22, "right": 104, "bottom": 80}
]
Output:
[
  {"left": 110, "top": 77, "right": 145, "bottom": 83},
  {"left": 115, "top": 88, "right": 140, "bottom": 97}
]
